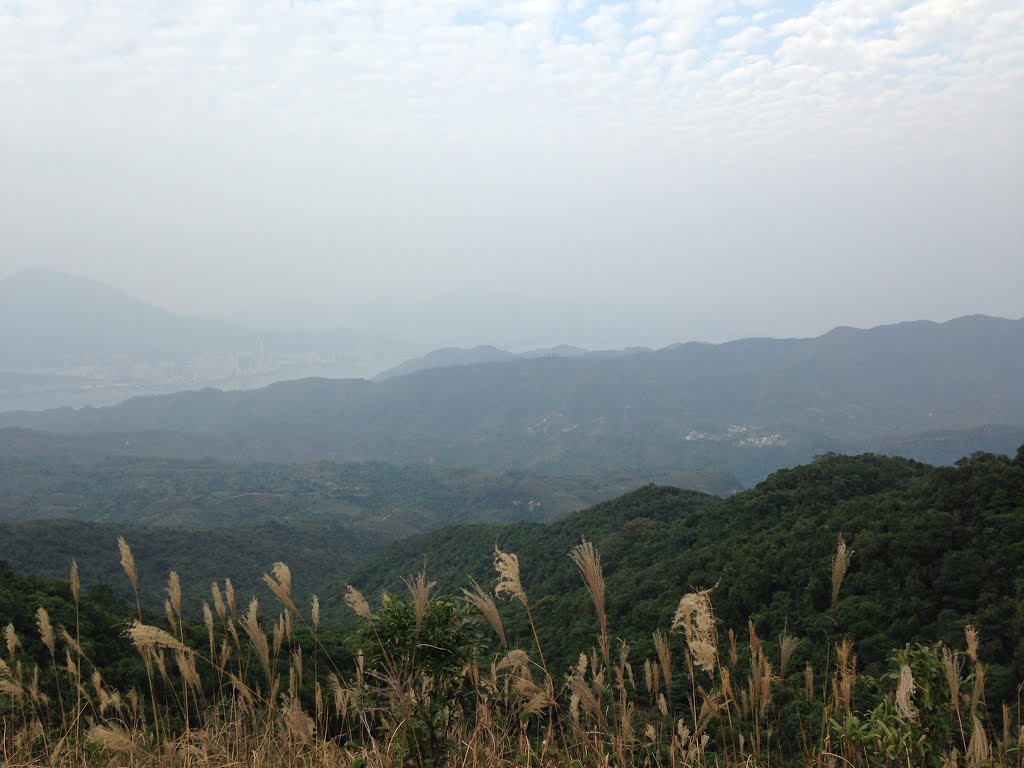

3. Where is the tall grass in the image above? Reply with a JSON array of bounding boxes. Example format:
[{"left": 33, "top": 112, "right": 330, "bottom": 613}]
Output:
[{"left": 1, "top": 535, "right": 1021, "bottom": 768}]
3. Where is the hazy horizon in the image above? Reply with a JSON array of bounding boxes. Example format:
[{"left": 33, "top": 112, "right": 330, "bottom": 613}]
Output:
[
  {"left": 2, "top": 1, "right": 1022, "bottom": 351},
  {"left": 4, "top": 265, "right": 1023, "bottom": 356}
]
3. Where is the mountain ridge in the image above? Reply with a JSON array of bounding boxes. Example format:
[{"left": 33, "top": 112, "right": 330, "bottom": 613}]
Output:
[{"left": 2, "top": 313, "right": 1022, "bottom": 483}]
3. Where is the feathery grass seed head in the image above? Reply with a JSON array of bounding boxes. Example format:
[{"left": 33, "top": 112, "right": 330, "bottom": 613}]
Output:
[
  {"left": 403, "top": 571, "right": 436, "bottom": 633},
  {"left": 895, "top": 664, "right": 919, "bottom": 720},
  {"left": 463, "top": 578, "right": 506, "bottom": 647},
  {"left": 126, "top": 621, "right": 192, "bottom": 655},
  {"left": 494, "top": 547, "right": 527, "bottom": 605},
  {"left": 965, "top": 625, "right": 979, "bottom": 663},
  {"left": 212, "top": 582, "right": 226, "bottom": 622},
  {"left": 942, "top": 645, "right": 962, "bottom": 707},
  {"left": 36, "top": 608, "right": 54, "bottom": 654},
  {"left": 70, "top": 560, "right": 80, "bottom": 605},
  {"left": 225, "top": 578, "right": 236, "bottom": 615},
  {"left": 5, "top": 623, "right": 19, "bottom": 657},
  {"left": 831, "top": 536, "right": 854, "bottom": 610},
  {"left": 117, "top": 536, "right": 138, "bottom": 591},
  {"left": 569, "top": 538, "right": 606, "bottom": 632},
  {"left": 167, "top": 571, "right": 181, "bottom": 616},
  {"left": 87, "top": 724, "right": 138, "bottom": 754},
  {"left": 779, "top": 629, "right": 801, "bottom": 681},
  {"left": 344, "top": 585, "right": 372, "bottom": 621},
  {"left": 671, "top": 588, "right": 718, "bottom": 675}
]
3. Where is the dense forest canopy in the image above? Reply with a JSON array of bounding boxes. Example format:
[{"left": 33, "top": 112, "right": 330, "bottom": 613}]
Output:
[
  {"left": 2, "top": 445, "right": 1021, "bottom": 767},
  {"left": 350, "top": 448, "right": 1024, "bottom": 704},
  {"left": 0, "top": 451, "right": 733, "bottom": 611}
]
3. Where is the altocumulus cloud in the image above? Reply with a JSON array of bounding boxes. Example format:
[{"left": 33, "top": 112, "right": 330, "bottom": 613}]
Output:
[{"left": 0, "top": 0, "right": 1021, "bottom": 344}]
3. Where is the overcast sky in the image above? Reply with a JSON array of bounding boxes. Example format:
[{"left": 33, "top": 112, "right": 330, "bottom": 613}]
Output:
[{"left": 2, "top": 0, "right": 1022, "bottom": 348}]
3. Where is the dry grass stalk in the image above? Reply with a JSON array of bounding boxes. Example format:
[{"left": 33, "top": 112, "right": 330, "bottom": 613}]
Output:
[
  {"left": 720, "top": 666, "right": 734, "bottom": 707},
  {"left": 520, "top": 687, "right": 554, "bottom": 719},
  {"left": 0, "top": 676, "right": 24, "bottom": 699},
  {"left": 942, "top": 645, "right": 962, "bottom": 707},
  {"left": 87, "top": 724, "right": 139, "bottom": 754},
  {"left": 152, "top": 651, "right": 171, "bottom": 684},
  {"left": 779, "top": 629, "right": 801, "bottom": 681},
  {"left": 970, "top": 662, "right": 985, "bottom": 713},
  {"left": 36, "top": 607, "right": 54, "bottom": 654},
  {"left": 494, "top": 547, "right": 527, "bottom": 605},
  {"left": 671, "top": 588, "right": 718, "bottom": 675},
  {"left": 117, "top": 535, "right": 137, "bottom": 591},
  {"left": 225, "top": 578, "right": 236, "bottom": 615},
  {"left": 653, "top": 629, "right": 672, "bottom": 697},
  {"left": 70, "top": 559, "right": 80, "bottom": 605},
  {"left": 403, "top": 571, "right": 437, "bottom": 633},
  {"left": 212, "top": 582, "right": 226, "bottom": 623},
  {"left": 167, "top": 570, "right": 182, "bottom": 617},
  {"left": 273, "top": 614, "right": 285, "bottom": 656},
  {"left": 344, "top": 585, "right": 373, "bottom": 621},
  {"left": 836, "top": 638, "right": 856, "bottom": 713},
  {"left": 59, "top": 627, "right": 83, "bottom": 657},
  {"left": 967, "top": 713, "right": 990, "bottom": 768},
  {"left": 895, "top": 664, "right": 919, "bottom": 721},
  {"left": 965, "top": 625, "right": 980, "bottom": 664},
  {"left": 241, "top": 598, "right": 271, "bottom": 680},
  {"left": 272, "top": 562, "right": 292, "bottom": 595},
  {"left": 496, "top": 649, "right": 531, "bottom": 678},
  {"left": 227, "top": 672, "right": 255, "bottom": 709},
  {"left": 126, "top": 621, "right": 192, "bottom": 655},
  {"left": 568, "top": 672, "right": 600, "bottom": 722},
  {"left": 748, "top": 625, "right": 775, "bottom": 715},
  {"left": 831, "top": 536, "right": 854, "bottom": 611},
  {"left": 284, "top": 694, "right": 315, "bottom": 742},
  {"left": 175, "top": 650, "right": 202, "bottom": 692},
  {"left": 569, "top": 539, "right": 608, "bottom": 660},
  {"left": 264, "top": 568, "right": 299, "bottom": 614},
  {"left": 4, "top": 622, "right": 19, "bottom": 657},
  {"left": 203, "top": 602, "right": 215, "bottom": 651},
  {"left": 327, "top": 672, "right": 357, "bottom": 717},
  {"left": 463, "top": 579, "right": 507, "bottom": 648}
]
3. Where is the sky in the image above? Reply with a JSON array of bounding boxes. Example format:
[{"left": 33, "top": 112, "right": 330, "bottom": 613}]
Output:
[{"left": 1, "top": 0, "right": 1022, "bottom": 348}]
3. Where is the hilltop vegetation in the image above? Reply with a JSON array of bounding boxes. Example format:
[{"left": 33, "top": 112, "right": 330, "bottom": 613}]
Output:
[
  {"left": 1, "top": 447, "right": 1021, "bottom": 768},
  {"left": 0, "top": 447, "right": 734, "bottom": 612},
  {"left": 351, "top": 447, "right": 1024, "bottom": 704}
]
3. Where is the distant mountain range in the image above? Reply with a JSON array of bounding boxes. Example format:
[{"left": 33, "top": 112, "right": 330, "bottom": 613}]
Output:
[
  {"left": 3, "top": 313, "right": 1022, "bottom": 483},
  {"left": 374, "top": 344, "right": 651, "bottom": 380},
  {"left": 0, "top": 269, "right": 407, "bottom": 410},
  {"left": 0, "top": 269, "right": 254, "bottom": 366}
]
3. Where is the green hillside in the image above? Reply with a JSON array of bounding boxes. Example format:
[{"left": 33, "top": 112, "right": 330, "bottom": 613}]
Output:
[
  {"left": 0, "top": 448, "right": 735, "bottom": 614},
  {"left": 349, "top": 447, "right": 1024, "bottom": 704},
  {"left": 0, "top": 445, "right": 738, "bottom": 530},
  {"left": 2, "top": 448, "right": 1021, "bottom": 767}
]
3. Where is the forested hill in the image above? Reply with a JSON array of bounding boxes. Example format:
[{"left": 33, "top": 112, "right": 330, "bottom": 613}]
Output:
[
  {"left": 0, "top": 450, "right": 735, "bottom": 611},
  {"left": 350, "top": 447, "right": 1024, "bottom": 703},
  {"left": 1, "top": 314, "right": 1022, "bottom": 482}
]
